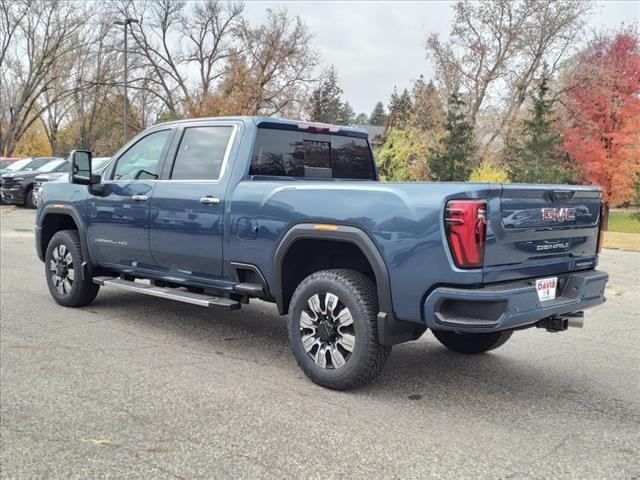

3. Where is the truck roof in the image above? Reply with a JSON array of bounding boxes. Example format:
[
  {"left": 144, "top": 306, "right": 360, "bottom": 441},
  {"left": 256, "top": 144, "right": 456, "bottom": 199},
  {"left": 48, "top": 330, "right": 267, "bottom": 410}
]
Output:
[{"left": 156, "top": 116, "right": 369, "bottom": 137}]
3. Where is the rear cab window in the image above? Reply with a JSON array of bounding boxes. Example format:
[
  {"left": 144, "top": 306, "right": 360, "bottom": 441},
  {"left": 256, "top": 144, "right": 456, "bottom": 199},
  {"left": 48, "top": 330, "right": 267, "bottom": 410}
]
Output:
[{"left": 250, "top": 127, "right": 376, "bottom": 180}]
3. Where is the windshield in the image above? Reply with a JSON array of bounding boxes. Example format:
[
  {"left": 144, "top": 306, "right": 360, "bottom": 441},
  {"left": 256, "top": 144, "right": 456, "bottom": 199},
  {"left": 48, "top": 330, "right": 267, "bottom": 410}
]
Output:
[
  {"left": 36, "top": 159, "right": 66, "bottom": 173},
  {"left": 5, "top": 158, "right": 34, "bottom": 171}
]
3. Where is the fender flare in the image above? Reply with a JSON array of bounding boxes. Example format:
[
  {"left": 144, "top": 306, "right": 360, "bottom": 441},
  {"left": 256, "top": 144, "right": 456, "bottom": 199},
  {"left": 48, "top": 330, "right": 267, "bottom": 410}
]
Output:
[
  {"left": 273, "top": 223, "right": 393, "bottom": 314},
  {"left": 37, "top": 204, "right": 92, "bottom": 279}
]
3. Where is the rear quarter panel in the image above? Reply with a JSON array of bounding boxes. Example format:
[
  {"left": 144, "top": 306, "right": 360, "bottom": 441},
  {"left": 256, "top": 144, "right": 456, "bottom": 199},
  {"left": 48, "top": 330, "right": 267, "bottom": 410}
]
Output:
[{"left": 227, "top": 180, "right": 497, "bottom": 322}]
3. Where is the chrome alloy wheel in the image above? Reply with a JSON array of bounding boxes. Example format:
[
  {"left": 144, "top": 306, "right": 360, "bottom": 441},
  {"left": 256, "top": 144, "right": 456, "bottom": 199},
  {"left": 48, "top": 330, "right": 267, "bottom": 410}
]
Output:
[
  {"left": 49, "top": 244, "right": 74, "bottom": 295},
  {"left": 299, "top": 293, "right": 355, "bottom": 369}
]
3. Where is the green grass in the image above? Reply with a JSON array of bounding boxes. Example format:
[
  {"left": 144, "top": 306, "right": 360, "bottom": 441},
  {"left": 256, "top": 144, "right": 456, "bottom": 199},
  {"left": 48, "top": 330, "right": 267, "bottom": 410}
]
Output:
[{"left": 608, "top": 210, "right": 640, "bottom": 234}]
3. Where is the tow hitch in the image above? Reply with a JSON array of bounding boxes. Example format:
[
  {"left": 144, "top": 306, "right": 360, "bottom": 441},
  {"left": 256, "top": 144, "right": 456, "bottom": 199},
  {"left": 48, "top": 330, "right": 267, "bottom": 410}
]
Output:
[{"left": 536, "top": 312, "right": 584, "bottom": 332}]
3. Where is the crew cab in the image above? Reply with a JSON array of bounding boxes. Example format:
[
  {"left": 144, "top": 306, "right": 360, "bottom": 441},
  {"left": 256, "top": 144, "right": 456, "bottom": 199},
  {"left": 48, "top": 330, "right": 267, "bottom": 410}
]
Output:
[{"left": 35, "top": 117, "right": 609, "bottom": 390}]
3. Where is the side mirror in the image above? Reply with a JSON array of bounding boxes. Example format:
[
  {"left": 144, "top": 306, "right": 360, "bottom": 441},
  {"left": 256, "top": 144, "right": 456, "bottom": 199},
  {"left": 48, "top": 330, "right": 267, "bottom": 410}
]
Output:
[{"left": 70, "top": 150, "right": 99, "bottom": 185}]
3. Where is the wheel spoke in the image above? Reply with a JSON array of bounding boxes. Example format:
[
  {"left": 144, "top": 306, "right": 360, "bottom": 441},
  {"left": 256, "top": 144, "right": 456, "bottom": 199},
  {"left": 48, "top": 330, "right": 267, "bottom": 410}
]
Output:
[
  {"left": 325, "top": 293, "right": 338, "bottom": 315},
  {"left": 299, "top": 311, "right": 316, "bottom": 330},
  {"left": 314, "top": 345, "right": 327, "bottom": 368},
  {"left": 64, "top": 252, "right": 73, "bottom": 266},
  {"left": 338, "top": 333, "right": 355, "bottom": 352},
  {"left": 53, "top": 247, "right": 61, "bottom": 261},
  {"left": 54, "top": 276, "right": 64, "bottom": 294},
  {"left": 335, "top": 308, "right": 353, "bottom": 327},
  {"left": 66, "top": 267, "right": 74, "bottom": 281},
  {"left": 307, "top": 294, "right": 323, "bottom": 316},
  {"left": 329, "top": 344, "right": 346, "bottom": 368},
  {"left": 49, "top": 260, "right": 57, "bottom": 272},
  {"left": 63, "top": 278, "right": 72, "bottom": 294},
  {"left": 301, "top": 334, "right": 318, "bottom": 352}
]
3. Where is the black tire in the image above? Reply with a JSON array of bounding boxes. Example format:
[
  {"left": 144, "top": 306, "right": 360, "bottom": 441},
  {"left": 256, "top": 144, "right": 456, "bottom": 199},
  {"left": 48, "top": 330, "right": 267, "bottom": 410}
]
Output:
[
  {"left": 25, "top": 187, "right": 35, "bottom": 209},
  {"left": 288, "top": 269, "right": 391, "bottom": 390},
  {"left": 45, "top": 230, "right": 99, "bottom": 307},
  {"left": 432, "top": 329, "right": 513, "bottom": 354}
]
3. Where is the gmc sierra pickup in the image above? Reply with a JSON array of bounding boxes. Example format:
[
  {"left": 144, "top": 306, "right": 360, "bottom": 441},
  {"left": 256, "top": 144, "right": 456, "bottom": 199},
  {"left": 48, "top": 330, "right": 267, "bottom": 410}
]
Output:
[{"left": 36, "top": 116, "right": 609, "bottom": 390}]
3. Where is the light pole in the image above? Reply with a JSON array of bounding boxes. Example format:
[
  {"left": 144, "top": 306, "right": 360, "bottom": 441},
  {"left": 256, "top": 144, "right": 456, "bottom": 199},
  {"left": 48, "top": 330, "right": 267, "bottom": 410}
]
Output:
[{"left": 114, "top": 18, "right": 139, "bottom": 144}]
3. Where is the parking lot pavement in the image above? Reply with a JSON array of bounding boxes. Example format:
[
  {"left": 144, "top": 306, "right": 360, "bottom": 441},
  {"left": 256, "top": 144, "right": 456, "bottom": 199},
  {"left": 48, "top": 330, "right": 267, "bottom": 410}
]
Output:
[{"left": 1, "top": 205, "right": 639, "bottom": 479}]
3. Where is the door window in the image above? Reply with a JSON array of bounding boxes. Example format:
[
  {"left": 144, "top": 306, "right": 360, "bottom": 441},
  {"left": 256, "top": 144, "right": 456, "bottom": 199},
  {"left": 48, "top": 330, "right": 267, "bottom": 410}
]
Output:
[
  {"left": 171, "top": 126, "right": 234, "bottom": 180},
  {"left": 113, "top": 130, "right": 171, "bottom": 181}
]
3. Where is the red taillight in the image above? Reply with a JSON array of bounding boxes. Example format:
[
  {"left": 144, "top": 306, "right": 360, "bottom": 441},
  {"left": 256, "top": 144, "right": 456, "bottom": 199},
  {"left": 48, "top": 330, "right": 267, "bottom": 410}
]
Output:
[{"left": 445, "top": 200, "right": 487, "bottom": 268}]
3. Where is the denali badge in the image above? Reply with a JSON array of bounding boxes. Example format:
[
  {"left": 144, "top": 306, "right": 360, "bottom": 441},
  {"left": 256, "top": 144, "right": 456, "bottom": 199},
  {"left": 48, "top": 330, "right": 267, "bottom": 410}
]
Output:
[{"left": 541, "top": 207, "right": 576, "bottom": 223}]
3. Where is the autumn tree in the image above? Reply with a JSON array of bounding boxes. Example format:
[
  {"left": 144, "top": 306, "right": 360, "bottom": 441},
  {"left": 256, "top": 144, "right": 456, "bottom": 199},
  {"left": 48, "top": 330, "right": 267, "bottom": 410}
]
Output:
[
  {"left": 429, "top": 92, "right": 477, "bottom": 181},
  {"left": 0, "top": 0, "right": 87, "bottom": 155},
  {"left": 369, "top": 102, "right": 387, "bottom": 126},
  {"left": 563, "top": 29, "right": 640, "bottom": 212},
  {"left": 121, "top": 2, "right": 317, "bottom": 119},
  {"left": 427, "top": 0, "right": 594, "bottom": 159},
  {"left": 507, "top": 75, "right": 573, "bottom": 183}
]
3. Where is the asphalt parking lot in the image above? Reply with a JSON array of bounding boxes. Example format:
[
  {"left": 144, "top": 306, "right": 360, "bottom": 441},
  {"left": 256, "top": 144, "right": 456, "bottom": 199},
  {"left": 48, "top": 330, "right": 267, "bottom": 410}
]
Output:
[{"left": 1, "top": 206, "right": 639, "bottom": 479}]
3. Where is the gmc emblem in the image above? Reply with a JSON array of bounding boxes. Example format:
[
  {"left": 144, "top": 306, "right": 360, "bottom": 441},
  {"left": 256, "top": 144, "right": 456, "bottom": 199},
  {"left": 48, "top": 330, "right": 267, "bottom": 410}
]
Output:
[{"left": 541, "top": 207, "right": 576, "bottom": 222}]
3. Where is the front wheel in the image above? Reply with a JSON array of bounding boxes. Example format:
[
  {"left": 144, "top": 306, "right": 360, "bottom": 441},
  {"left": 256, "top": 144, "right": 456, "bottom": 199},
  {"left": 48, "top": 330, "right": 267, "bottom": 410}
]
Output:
[
  {"left": 25, "top": 187, "right": 35, "bottom": 209},
  {"left": 45, "top": 230, "right": 100, "bottom": 307},
  {"left": 432, "top": 329, "right": 513, "bottom": 354},
  {"left": 288, "top": 269, "right": 391, "bottom": 390}
]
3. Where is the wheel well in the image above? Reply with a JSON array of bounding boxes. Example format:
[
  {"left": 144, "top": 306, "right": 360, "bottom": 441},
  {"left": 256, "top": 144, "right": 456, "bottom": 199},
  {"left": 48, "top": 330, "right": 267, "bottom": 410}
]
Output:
[
  {"left": 40, "top": 213, "right": 78, "bottom": 259},
  {"left": 281, "top": 239, "right": 375, "bottom": 314}
]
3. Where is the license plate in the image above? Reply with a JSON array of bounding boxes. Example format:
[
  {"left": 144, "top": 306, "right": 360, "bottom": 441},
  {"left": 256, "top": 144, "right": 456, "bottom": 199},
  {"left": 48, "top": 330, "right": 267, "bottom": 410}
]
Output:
[{"left": 536, "top": 277, "right": 557, "bottom": 302}]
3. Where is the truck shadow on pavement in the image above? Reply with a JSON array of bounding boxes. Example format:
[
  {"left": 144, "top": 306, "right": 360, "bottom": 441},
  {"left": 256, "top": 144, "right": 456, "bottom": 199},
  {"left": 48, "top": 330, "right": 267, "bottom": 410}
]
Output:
[{"left": 82, "top": 289, "right": 634, "bottom": 422}]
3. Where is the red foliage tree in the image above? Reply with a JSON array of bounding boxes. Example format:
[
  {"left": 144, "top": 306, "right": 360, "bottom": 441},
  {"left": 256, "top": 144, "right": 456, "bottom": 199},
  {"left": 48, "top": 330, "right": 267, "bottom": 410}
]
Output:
[{"left": 563, "top": 29, "right": 640, "bottom": 211}]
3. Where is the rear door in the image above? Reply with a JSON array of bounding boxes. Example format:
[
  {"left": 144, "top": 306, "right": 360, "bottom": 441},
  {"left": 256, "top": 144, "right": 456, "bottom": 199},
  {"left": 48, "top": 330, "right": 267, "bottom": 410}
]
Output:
[
  {"left": 483, "top": 184, "right": 601, "bottom": 282},
  {"left": 148, "top": 123, "right": 237, "bottom": 281}
]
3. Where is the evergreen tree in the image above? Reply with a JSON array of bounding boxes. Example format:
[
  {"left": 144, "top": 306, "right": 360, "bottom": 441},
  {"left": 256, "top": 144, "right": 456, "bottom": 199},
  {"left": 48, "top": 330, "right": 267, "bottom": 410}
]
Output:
[
  {"left": 353, "top": 112, "right": 369, "bottom": 124},
  {"left": 507, "top": 75, "right": 573, "bottom": 183},
  {"left": 369, "top": 101, "right": 387, "bottom": 126},
  {"left": 308, "top": 66, "right": 344, "bottom": 124},
  {"left": 338, "top": 101, "right": 355, "bottom": 125},
  {"left": 386, "top": 87, "right": 412, "bottom": 130},
  {"left": 429, "top": 91, "right": 476, "bottom": 181}
]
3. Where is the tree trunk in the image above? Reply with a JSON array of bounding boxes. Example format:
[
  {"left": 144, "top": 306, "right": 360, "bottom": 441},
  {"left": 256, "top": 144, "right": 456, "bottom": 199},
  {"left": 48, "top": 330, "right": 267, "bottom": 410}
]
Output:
[{"left": 601, "top": 203, "right": 610, "bottom": 231}]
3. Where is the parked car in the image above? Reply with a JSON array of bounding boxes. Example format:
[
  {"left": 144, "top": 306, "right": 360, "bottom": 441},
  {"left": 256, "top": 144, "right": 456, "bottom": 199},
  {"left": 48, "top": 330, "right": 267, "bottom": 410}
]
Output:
[
  {"left": 1, "top": 157, "right": 66, "bottom": 208},
  {"left": 0, "top": 157, "right": 20, "bottom": 170},
  {"left": 36, "top": 117, "right": 608, "bottom": 390},
  {"left": 33, "top": 157, "right": 112, "bottom": 206}
]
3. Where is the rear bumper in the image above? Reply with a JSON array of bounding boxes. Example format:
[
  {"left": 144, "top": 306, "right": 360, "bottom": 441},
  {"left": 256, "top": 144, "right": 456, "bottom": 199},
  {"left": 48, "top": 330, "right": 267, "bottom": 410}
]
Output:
[{"left": 424, "top": 270, "right": 608, "bottom": 333}]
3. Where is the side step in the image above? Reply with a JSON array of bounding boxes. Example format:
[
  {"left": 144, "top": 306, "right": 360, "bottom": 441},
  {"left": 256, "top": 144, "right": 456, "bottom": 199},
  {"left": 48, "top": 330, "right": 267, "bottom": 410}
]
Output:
[
  {"left": 93, "top": 276, "right": 241, "bottom": 310},
  {"left": 234, "top": 282, "right": 265, "bottom": 296}
]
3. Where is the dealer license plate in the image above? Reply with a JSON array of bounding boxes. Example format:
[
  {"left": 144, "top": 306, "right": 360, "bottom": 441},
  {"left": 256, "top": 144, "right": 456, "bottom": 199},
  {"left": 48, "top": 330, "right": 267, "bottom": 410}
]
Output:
[{"left": 535, "top": 277, "right": 557, "bottom": 302}]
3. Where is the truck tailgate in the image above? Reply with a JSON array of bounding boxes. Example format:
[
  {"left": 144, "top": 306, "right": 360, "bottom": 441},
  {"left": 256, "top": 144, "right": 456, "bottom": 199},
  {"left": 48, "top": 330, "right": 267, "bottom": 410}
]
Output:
[{"left": 484, "top": 184, "right": 601, "bottom": 282}]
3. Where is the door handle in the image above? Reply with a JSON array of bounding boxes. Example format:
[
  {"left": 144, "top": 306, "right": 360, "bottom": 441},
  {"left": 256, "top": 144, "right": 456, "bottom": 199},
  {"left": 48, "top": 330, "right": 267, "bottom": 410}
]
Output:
[
  {"left": 200, "top": 196, "right": 220, "bottom": 205},
  {"left": 131, "top": 195, "right": 148, "bottom": 202}
]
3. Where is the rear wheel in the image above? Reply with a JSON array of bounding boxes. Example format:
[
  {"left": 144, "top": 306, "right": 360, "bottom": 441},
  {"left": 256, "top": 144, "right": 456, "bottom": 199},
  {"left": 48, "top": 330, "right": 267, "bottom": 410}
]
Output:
[
  {"left": 432, "top": 330, "right": 513, "bottom": 354},
  {"left": 45, "top": 230, "right": 99, "bottom": 307},
  {"left": 288, "top": 269, "right": 391, "bottom": 390}
]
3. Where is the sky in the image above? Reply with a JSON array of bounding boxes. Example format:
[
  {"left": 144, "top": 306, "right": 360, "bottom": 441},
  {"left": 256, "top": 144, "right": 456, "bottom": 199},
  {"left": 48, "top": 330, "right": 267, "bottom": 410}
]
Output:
[{"left": 243, "top": 0, "right": 639, "bottom": 115}]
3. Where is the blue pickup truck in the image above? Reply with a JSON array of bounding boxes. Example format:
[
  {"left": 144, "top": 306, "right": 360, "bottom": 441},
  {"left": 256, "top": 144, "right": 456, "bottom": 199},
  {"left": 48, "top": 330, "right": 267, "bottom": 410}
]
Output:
[{"left": 36, "top": 116, "right": 609, "bottom": 390}]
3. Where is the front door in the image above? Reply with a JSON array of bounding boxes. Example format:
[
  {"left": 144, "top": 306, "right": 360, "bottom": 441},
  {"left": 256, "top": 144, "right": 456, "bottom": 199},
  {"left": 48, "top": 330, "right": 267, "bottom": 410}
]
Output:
[
  {"left": 85, "top": 129, "right": 173, "bottom": 270},
  {"left": 149, "top": 124, "right": 237, "bottom": 281}
]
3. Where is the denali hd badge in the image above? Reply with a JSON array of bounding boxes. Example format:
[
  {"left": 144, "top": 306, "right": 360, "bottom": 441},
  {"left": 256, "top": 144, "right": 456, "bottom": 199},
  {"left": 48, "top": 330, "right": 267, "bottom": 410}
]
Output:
[{"left": 541, "top": 207, "right": 576, "bottom": 222}]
